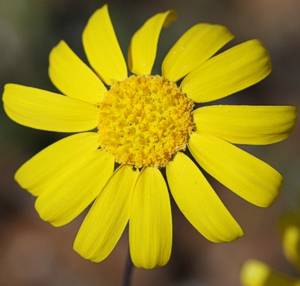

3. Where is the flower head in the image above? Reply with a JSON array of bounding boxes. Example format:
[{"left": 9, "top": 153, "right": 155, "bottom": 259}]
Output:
[
  {"left": 98, "top": 75, "right": 194, "bottom": 168},
  {"left": 2, "top": 4, "right": 297, "bottom": 268}
]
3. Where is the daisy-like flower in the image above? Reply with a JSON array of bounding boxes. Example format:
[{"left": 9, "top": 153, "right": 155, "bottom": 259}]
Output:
[
  {"left": 2, "top": 5, "right": 297, "bottom": 268},
  {"left": 241, "top": 211, "right": 300, "bottom": 286}
]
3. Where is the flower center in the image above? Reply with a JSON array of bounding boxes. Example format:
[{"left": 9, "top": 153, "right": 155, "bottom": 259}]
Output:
[{"left": 98, "top": 75, "right": 194, "bottom": 168}]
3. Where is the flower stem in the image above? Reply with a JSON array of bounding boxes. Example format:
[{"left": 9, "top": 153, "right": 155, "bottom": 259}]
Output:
[{"left": 122, "top": 251, "right": 134, "bottom": 286}]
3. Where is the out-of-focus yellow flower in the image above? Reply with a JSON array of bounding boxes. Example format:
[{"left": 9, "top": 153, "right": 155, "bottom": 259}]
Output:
[
  {"left": 280, "top": 211, "right": 300, "bottom": 270},
  {"left": 241, "top": 260, "right": 300, "bottom": 286},
  {"left": 2, "top": 4, "right": 297, "bottom": 268},
  {"left": 241, "top": 211, "right": 300, "bottom": 286}
]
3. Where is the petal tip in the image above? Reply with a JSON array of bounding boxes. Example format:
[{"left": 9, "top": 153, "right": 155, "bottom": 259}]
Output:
[
  {"left": 164, "top": 10, "right": 177, "bottom": 27},
  {"left": 14, "top": 169, "right": 24, "bottom": 188},
  {"left": 2, "top": 83, "right": 15, "bottom": 102},
  {"left": 34, "top": 197, "right": 64, "bottom": 228},
  {"left": 73, "top": 237, "right": 108, "bottom": 263},
  {"left": 255, "top": 173, "right": 283, "bottom": 208}
]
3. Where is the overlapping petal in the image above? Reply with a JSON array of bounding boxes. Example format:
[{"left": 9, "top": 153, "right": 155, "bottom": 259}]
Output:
[
  {"left": 49, "top": 41, "right": 106, "bottom": 104},
  {"left": 188, "top": 133, "right": 282, "bottom": 207},
  {"left": 193, "top": 105, "right": 297, "bottom": 145},
  {"left": 15, "top": 132, "right": 100, "bottom": 196},
  {"left": 35, "top": 150, "right": 114, "bottom": 227},
  {"left": 181, "top": 39, "right": 271, "bottom": 102},
  {"left": 166, "top": 152, "right": 243, "bottom": 242},
  {"left": 162, "top": 23, "right": 233, "bottom": 81},
  {"left": 83, "top": 4, "right": 127, "bottom": 85},
  {"left": 129, "top": 10, "right": 176, "bottom": 75},
  {"left": 74, "top": 166, "right": 139, "bottom": 263},
  {"left": 129, "top": 167, "right": 172, "bottom": 269},
  {"left": 3, "top": 84, "right": 99, "bottom": 132}
]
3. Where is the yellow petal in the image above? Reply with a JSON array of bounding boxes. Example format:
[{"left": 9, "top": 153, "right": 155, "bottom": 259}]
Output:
[
  {"left": 83, "top": 4, "right": 127, "bottom": 85},
  {"left": 49, "top": 41, "right": 106, "bottom": 104},
  {"left": 280, "top": 212, "right": 300, "bottom": 270},
  {"left": 73, "top": 166, "right": 139, "bottom": 263},
  {"left": 3, "top": 84, "right": 99, "bottom": 132},
  {"left": 241, "top": 260, "right": 300, "bottom": 286},
  {"left": 193, "top": 105, "right": 297, "bottom": 145},
  {"left": 166, "top": 152, "right": 243, "bottom": 243},
  {"left": 162, "top": 23, "right": 234, "bottom": 81},
  {"left": 35, "top": 150, "right": 114, "bottom": 227},
  {"left": 129, "top": 167, "right": 172, "bottom": 269},
  {"left": 15, "top": 132, "right": 100, "bottom": 196},
  {"left": 128, "top": 10, "right": 176, "bottom": 75},
  {"left": 181, "top": 39, "right": 271, "bottom": 102},
  {"left": 188, "top": 133, "right": 282, "bottom": 207}
]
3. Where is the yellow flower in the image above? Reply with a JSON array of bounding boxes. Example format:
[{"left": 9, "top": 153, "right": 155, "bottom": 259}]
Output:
[
  {"left": 280, "top": 212, "right": 300, "bottom": 270},
  {"left": 241, "top": 260, "right": 300, "bottom": 286},
  {"left": 241, "top": 211, "right": 300, "bottom": 286},
  {"left": 2, "top": 5, "right": 297, "bottom": 268}
]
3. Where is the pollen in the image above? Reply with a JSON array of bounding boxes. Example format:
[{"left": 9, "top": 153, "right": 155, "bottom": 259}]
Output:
[{"left": 98, "top": 75, "right": 194, "bottom": 168}]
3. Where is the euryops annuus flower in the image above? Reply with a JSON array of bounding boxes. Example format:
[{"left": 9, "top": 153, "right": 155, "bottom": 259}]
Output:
[
  {"left": 241, "top": 211, "right": 300, "bottom": 286},
  {"left": 2, "top": 5, "right": 297, "bottom": 269}
]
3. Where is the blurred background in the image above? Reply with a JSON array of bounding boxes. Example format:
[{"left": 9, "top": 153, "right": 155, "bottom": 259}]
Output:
[{"left": 0, "top": 0, "right": 299, "bottom": 285}]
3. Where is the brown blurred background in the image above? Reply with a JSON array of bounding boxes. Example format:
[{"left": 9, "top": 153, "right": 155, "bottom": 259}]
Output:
[{"left": 0, "top": 0, "right": 299, "bottom": 285}]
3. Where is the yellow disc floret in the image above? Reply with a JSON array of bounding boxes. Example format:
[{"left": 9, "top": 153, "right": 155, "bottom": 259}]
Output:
[{"left": 98, "top": 75, "right": 194, "bottom": 168}]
